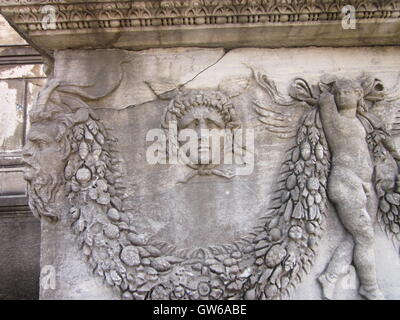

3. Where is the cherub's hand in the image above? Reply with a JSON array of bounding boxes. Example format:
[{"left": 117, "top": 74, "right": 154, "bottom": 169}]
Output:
[{"left": 319, "top": 90, "right": 335, "bottom": 108}]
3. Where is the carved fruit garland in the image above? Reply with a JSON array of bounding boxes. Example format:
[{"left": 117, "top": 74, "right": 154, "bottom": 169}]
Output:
[
  {"left": 63, "top": 107, "right": 248, "bottom": 300},
  {"left": 63, "top": 99, "right": 330, "bottom": 300},
  {"left": 245, "top": 108, "right": 330, "bottom": 299},
  {"left": 363, "top": 117, "right": 400, "bottom": 246},
  {"left": 65, "top": 112, "right": 199, "bottom": 299}
]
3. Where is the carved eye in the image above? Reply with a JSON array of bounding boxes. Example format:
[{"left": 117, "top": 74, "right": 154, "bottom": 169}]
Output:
[
  {"left": 186, "top": 119, "right": 198, "bottom": 129},
  {"left": 33, "top": 139, "right": 47, "bottom": 150},
  {"left": 207, "top": 119, "right": 218, "bottom": 129},
  {"left": 207, "top": 118, "right": 224, "bottom": 129}
]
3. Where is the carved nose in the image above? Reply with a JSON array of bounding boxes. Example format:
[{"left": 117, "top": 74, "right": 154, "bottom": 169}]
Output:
[
  {"left": 195, "top": 119, "right": 207, "bottom": 134},
  {"left": 22, "top": 146, "right": 33, "bottom": 159}
]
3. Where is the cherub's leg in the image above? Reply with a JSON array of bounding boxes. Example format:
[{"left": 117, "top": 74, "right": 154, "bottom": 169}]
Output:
[
  {"left": 318, "top": 234, "right": 353, "bottom": 300},
  {"left": 343, "top": 208, "right": 383, "bottom": 299},
  {"left": 329, "top": 177, "right": 384, "bottom": 300},
  {"left": 364, "top": 182, "right": 378, "bottom": 222}
]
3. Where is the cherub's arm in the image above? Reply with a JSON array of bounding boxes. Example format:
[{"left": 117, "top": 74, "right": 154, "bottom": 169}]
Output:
[{"left": 318, "top": 90, "right": 340, "bottom": 127}]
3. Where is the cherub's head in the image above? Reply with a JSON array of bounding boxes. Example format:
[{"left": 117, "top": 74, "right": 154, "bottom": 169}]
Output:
[
  {"left": 162, "top": 90, "right": 240, "bottom": 165},
  {"left": 331, "top": 79, "right": 365, "bottom": 113}
]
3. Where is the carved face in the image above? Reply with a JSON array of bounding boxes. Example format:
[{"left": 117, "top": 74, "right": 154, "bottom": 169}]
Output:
[
  {"left": 23, "top": 121, "right": 65, "bottom": 220},
  {"left": 333, "top": 87, "right": 361, "bottom": 111},
  {"left": 178, "top": 106, "right": 225, "bottom": 165}
]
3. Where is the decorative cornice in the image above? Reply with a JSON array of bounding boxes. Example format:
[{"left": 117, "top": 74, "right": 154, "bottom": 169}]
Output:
[
  {"left": 1, "top": 1, "right": 399, "bottom": 53},
  {"left": 1, "top": 0, "right": 399, "bottom": 32}
]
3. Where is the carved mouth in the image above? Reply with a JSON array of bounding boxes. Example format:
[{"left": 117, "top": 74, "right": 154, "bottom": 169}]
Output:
[{"left": 23, "top": 163, "right": 38, "bottom": 181}]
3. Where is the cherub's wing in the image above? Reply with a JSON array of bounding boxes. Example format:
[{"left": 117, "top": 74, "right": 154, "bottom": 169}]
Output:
[
  {"left": 253, "top": 71, "right": 315, "bottom": 139},
  {"left": 241, "top": 107, "right": 331, "bottom": 299},
  {"left": 253, "top": 99, "right": 299, "bottom": 138}
]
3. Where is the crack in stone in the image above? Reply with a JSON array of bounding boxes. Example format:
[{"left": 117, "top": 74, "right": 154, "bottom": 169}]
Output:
[
  {"left": 95, "top": 49, "right": 229, "bottom": 111},
  {"left": 180, "top": 48, "right": 228, "bottom": 89}
]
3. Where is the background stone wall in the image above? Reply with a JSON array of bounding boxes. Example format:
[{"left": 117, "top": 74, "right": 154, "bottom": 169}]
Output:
[{"left": 0, "top": 15, "right": 43, "bottom": 300}]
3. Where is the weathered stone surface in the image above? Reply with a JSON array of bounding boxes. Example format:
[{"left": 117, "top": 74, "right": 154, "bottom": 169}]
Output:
[
  {"left": 0, "top": 214, "right": 40, "bottom": 300},
  {"left": 1, "top": 1, "right": 399, "bottom": 52},
  {"left": 53, "top": 48, "right": 225, "bottom": 109},
  {"left": 21, "top": 45, "right": 400, "bottom": 300},
  {"left": 0, "top": 15, "right": 25, "bottom": 46}
]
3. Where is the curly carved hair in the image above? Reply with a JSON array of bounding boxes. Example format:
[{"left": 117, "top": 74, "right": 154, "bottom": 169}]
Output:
[
  {"left": 330, "top": 78, "right": 367, "bottom": 113},
  {"left": 162, "top": 90, "right": 241, "bottom": 130}
]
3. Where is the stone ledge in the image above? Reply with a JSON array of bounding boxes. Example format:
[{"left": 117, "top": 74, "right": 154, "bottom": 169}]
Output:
[
  {"left": 0, "top": 195, "right": 29, "bottom": 214},
  {"left": 0, "top": 45, "right": 43, "bottom": 65},
  {"left": 0, "top": 0, "right": 399, "bottom": 54}
]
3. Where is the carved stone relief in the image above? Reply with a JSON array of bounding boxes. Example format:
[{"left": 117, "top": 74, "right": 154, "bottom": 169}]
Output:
[
  {"left": 23, "top": 47, "right": 400, "bottom": 299},
  {"left": 2, "top": 0, "right": 399, "bottom": 33}
]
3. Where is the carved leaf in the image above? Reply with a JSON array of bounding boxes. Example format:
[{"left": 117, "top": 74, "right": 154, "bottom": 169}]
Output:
[
  {"left": 79, "top": 142, "right": 89, "bottom": 160},
  {"left": 292, "top": 202, "right": 304, "bottom": 219},
  {"left": 87, "top": 120, "right": 99, "bottom": 135},
  {"left": 386, "top": 193, "right": 400, "bottom": 206}
]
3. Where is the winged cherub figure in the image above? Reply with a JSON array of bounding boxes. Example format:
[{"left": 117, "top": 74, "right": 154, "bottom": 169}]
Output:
[
  {"left": 253, "top": 72, "right": 400, "bottom": 300},
  {"left": 317, "top": 79, "right": 393, "bottom": 300}
]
